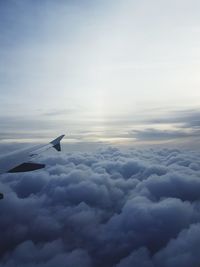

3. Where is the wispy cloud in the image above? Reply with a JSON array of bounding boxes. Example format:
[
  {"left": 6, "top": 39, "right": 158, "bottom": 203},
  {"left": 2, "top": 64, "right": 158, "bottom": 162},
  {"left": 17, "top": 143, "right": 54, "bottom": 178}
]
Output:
[
  {"left": 0, "top": 107, "right": 200, "bottom": 148},
  {"left": 131, "top": 128, "right": 198, "bottom": 141}
]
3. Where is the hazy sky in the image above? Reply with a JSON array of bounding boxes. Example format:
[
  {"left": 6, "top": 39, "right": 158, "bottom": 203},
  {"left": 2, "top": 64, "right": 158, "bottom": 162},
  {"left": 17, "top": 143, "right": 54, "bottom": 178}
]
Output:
[{"left": 0, "top": 0, "right": 200, "bottom": 146}]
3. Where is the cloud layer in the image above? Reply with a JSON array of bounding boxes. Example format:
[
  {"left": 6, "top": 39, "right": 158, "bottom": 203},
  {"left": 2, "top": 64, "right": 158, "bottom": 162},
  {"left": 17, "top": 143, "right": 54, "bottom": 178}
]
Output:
[{"left": 0, "top": 147, "right": 200, "bottom": 267}]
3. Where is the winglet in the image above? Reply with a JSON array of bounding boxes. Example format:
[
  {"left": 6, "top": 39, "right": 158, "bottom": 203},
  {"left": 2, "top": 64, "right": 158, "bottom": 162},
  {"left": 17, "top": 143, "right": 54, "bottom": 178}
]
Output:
[{"left": 50, "top": 135, "right": 65, "bottom": 151}]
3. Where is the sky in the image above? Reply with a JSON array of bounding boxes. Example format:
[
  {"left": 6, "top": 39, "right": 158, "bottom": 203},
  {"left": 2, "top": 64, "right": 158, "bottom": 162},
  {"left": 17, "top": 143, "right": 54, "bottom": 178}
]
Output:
[
  {"left": 1, "top": 2, "right": 200, "bottom": 266},
  {"left": 0, "top": 0, "right": 200, "bottom": 147}
]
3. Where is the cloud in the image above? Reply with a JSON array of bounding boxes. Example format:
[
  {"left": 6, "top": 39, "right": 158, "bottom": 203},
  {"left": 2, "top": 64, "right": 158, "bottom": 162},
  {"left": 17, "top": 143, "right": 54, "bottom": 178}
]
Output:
[
  {"left": 0, "top": 108, "right": 200, "bottom": 148},
  {"left": 126, "top": 108, "right": 200, "bottom": 147},
  {"left": 131, "top": 128, "right": 196, "bottom": 141},
  {"left": 116, "top": 247, "right": 153, "bottom": 267},
  {"left": 0, "top": 147, "right": 200, "bottom": 266},
  {"left": 143, "top": 108, "right": 200, "bottom": 132},
  {"left": 155, "top": 223, "right": 200, "bottom": 267}
]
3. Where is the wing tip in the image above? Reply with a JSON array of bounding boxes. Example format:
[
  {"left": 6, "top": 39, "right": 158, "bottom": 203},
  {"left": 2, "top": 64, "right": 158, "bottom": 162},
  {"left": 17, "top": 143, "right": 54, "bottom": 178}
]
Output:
[{"left": 50, "top": 134, "right": 65, "bottom": 151}]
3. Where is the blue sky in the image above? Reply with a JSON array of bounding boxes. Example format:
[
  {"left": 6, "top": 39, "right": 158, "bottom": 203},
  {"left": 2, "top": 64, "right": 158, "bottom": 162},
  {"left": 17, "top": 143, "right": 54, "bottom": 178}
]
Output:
[{"left": 0, "top": 0, "right": 200, "bottom": 146}]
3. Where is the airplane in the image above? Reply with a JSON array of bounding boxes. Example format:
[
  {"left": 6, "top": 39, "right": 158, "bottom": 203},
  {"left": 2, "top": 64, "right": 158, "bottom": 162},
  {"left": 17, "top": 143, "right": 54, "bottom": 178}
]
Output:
[{"left": 0, "top": 135, "right": 65, "bottom": 200}]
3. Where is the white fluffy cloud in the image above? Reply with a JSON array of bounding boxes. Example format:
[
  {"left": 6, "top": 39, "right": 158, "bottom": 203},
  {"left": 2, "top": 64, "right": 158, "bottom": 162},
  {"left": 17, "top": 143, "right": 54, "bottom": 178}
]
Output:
[{"left": 0, "top": 147, "right": 200, "bottom": 267}]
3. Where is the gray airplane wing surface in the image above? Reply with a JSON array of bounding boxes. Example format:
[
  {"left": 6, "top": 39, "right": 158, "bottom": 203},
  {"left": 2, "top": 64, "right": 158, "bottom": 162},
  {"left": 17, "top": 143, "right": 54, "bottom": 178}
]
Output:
[
  {"left": 0, "top": 135, "right": 65, "bottom": 175},
  {"left": 0, "top": 135, "right": 65, "bottom": 199}
]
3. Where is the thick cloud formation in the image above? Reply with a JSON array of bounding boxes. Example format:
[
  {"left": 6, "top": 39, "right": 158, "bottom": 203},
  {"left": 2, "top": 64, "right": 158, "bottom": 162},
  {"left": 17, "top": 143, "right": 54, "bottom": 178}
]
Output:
[{"left": 0, "top": 147, "right": 200, "bottom": 267}]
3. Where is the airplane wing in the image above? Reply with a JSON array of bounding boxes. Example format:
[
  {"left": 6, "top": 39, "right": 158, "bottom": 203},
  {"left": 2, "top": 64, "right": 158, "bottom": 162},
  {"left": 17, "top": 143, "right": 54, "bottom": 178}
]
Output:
[{"left": 0, "top": 135, "right": 65, "bottom": 175}]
